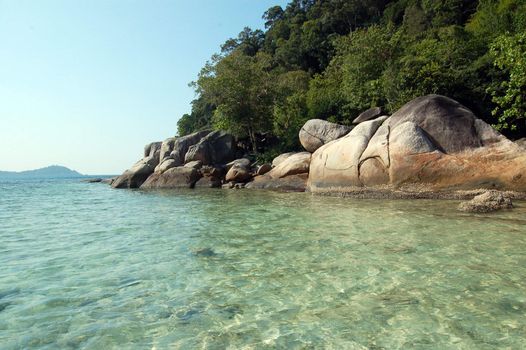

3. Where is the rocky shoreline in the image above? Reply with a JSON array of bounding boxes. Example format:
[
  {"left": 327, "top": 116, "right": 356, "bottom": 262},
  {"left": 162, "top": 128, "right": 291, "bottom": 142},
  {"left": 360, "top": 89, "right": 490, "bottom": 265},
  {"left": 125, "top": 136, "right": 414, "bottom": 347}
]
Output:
[{"left": 108, "top": 94, "right": 526, "bottom": 212}]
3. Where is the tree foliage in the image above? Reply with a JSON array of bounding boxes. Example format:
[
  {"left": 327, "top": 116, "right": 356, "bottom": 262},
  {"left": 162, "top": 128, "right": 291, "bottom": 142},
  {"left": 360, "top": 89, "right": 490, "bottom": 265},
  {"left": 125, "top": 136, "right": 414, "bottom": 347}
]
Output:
[{"left": 178, "top": 0, "right": 526, "bottom": 153}]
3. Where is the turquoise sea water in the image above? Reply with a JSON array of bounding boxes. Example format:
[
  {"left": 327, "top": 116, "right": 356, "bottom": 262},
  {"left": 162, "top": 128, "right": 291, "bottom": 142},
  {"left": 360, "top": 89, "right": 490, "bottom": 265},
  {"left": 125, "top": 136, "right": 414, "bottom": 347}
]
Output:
[{"left": 0, "top": 179, "right": 525, "bottom": 349}]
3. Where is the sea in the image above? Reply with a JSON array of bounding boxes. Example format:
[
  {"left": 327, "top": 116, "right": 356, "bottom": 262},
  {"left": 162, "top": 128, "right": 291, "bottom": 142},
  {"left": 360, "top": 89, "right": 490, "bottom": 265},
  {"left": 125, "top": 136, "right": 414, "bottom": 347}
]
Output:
[{"left": 1, "top": 178, "right": 525, "bottom": 349}]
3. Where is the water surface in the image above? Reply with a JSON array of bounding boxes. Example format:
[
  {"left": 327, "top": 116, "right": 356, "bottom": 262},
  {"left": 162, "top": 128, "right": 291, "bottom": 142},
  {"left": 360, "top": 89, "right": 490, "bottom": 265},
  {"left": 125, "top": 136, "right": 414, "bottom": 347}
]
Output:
[{"left": 1, "top": 179, "right": 525, "bottom": 349}]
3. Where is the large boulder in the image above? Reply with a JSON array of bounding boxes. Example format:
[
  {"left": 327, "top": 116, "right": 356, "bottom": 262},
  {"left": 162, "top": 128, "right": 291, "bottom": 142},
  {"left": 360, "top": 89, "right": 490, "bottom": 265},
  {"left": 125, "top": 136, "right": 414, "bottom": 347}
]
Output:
[
  {"left": 308, "top": 95, "right": 526, "bottom": 194},
  {"left": 140, "top": 167, "right": 201, "bottom": 189},
  {"left": 170, "top": 130, "right": 211, "bottom": 166},
  {"left": 144, "top": 142, "right": 162, "bottom": 158},
  {"left": 225, "top": 159, "right": 252, "bottom": 183},
  {"left": 113, "top": 142, "right": 161, "bottom": 188},
  {"left": 272, "top": 152, "right": 296, "bottom": 167},
  {"left": 388, "top": 94, "right": 482, "bottom": 153},
  {"left": 154, "top": 158, "right": 177, "bottom": 174},
  {"left": 299, "top": 119, "right": 352, "bottom": 152},
  {"left": 184, "top": 131, "right": 236, "bottom": 165},
  {"left": 309, "top": 116, "right": 388, "bottom": 188},
  {"left": 267, "top": 152, "right": 311, "bottom": 179}
]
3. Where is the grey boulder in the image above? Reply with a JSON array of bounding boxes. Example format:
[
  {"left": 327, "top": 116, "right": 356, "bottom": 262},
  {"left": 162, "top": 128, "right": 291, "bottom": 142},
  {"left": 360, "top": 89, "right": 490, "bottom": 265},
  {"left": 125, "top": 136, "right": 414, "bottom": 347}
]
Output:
[
  {"left": 140, "top": 167, "right": 201, "bottom": 189},
  {"left": 352, "top": 107, "right": 383, "bottom": 124},
  {"left": 184, "top": 130, "right": 236, "bottom": 165},
  {"left": 299, "top": 119, "right": 352, "bottom": 153}
]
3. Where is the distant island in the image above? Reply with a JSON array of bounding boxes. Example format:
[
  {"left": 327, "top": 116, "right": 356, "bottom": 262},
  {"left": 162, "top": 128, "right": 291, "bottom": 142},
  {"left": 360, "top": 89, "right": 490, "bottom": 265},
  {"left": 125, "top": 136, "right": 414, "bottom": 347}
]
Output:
[{"left": 0, "top": 165, "right": 83, "bottom": 179}]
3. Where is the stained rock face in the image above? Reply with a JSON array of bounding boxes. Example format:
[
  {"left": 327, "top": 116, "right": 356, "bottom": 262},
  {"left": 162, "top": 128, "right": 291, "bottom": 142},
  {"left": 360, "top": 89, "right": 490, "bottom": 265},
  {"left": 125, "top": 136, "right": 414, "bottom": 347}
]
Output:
[
  {"left": 308, "top": 95, "right": 526, "bottom": 193},
  {"left": 458, "top": 191, "right": 513, "bottom": 213},
  {"left": 299, "top": 119, "right": 352, "bottom": 152},
  {"left": 140, "top": 167, "right": 201, "bottom": 189}
]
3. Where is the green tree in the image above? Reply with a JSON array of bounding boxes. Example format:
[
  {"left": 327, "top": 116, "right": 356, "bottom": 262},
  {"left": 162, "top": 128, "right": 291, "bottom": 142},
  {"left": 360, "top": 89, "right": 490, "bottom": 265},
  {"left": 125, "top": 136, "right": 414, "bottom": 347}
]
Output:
[
  {"left": 196, "top": 51, "right": 275, "bottom": 152},
  {"left": 488, "top": 32, "right": 526, "bottom": 132}
]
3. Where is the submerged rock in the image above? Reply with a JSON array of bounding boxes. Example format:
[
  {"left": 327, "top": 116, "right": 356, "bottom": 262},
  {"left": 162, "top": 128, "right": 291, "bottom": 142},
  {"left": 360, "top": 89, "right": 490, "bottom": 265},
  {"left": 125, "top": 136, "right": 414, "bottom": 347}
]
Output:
[
  {"left": 458, "top": 191, "right": 513, "bottom": 213},
  {"left": 299, "top": 119, "right": 352, "bottom": 152},
  {"left": 246, "top": 173, "right": 308, "bottom": 192}
]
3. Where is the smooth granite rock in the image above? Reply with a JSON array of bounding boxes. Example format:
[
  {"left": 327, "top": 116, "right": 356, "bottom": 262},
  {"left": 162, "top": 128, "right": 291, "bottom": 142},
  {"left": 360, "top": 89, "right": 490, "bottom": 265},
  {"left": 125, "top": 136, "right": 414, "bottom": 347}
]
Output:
[
  {"left": 299, "top": 119, "right": 352, "bottom": 152},
  {"left": 140, "top": 167, "right": 201, "bottom": 189}
]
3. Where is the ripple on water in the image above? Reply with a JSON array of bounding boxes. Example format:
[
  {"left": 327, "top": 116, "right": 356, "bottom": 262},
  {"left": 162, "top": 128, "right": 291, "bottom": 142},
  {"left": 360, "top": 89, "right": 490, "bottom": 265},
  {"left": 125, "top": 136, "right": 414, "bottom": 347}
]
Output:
[{"left": 0, "top": 180, "right": 525, "bottom": 349}]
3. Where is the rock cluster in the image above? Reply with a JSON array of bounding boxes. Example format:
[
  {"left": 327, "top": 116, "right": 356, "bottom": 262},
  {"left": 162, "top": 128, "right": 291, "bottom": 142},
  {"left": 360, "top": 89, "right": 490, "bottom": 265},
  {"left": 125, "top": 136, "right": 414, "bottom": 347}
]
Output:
[
  {"left": 112, "top": 130, "right": 311, "bottom": 191},
  {"left": 308, "top": 95, "right": 526, "bottom": 194},
  {"left": 112, "top": 94, "right": 526, "bottom": 202}
]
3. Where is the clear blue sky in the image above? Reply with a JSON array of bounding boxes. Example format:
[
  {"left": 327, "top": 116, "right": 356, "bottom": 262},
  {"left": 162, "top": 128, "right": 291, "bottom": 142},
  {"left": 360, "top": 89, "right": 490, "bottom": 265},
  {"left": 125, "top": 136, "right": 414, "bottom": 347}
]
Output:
[{"left": 0, "top": 0, "right": 289, "bottom": 174}]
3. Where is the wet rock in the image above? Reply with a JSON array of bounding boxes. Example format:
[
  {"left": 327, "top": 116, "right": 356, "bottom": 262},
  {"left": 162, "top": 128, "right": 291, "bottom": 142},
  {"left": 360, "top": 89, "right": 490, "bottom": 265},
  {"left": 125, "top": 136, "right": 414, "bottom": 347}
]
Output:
[
  {"left": 194, "top": 176, "right": 222, "bottom": 188},
  {"left": 246, "top": 173, "right": 308, "bottom": 192},
  {"left": 458, "top": 191, "right": 513, "bottom": 213},
  {"left": 82, "top": 178, "right": 103, "bottom": 183}
]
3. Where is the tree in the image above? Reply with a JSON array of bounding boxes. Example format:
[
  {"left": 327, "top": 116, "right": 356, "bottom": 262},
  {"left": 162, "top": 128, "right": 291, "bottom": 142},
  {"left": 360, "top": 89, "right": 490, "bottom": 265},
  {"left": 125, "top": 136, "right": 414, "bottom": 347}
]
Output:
[
  {"left": 196, "top": 51, "right": 275, "bottom": 152},
  {"left": 488, "top": 32, "right": 526, "bottom": 132}
]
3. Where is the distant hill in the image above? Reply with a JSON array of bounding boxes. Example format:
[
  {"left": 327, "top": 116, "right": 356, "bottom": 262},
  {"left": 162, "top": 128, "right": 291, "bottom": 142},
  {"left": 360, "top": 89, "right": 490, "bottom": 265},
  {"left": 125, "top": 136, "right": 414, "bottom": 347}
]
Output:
[{"left": 0, "top": 165, "right": 83, "bottom": 179}]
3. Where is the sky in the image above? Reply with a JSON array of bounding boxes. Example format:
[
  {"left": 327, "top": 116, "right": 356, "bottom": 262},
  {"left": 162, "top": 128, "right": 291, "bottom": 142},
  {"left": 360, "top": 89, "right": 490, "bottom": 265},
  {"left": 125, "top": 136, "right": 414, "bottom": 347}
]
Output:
[{"left": 0, "top": 0, "right": 289, "bottom": 174}]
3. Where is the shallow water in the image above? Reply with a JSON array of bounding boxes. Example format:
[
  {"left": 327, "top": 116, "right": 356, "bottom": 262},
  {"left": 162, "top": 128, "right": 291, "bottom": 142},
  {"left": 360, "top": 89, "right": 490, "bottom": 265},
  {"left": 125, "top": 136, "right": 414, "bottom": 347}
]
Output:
[{"left": 0, "top": 179, "right": 525, "bottom": 349}]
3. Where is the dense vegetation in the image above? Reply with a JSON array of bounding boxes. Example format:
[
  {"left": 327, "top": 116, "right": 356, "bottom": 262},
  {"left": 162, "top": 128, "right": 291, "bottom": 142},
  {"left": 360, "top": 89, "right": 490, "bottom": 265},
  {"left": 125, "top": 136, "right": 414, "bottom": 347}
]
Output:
[{"left": 178, "top": 0, "right": 526, "bottom": 157}]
